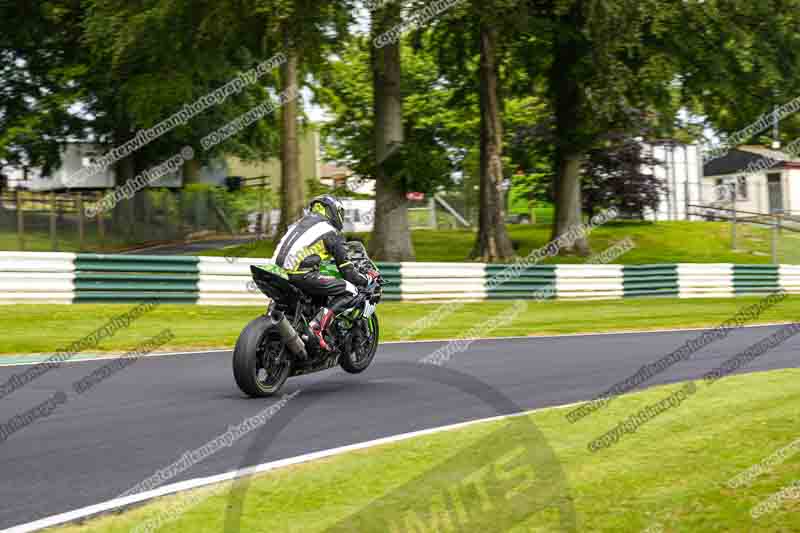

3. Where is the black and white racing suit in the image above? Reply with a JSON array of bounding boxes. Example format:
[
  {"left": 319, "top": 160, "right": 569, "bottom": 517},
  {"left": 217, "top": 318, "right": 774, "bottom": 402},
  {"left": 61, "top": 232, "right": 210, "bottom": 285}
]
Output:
[{"left": 272, "top": 213, "right": 368, "bottom": 314}]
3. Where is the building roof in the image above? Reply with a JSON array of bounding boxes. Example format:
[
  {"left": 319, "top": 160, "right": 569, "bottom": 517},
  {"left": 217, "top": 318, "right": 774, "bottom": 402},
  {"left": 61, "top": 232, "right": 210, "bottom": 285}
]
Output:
[{"left": 704, "top": 145, "right": 800, "bottom": 176}]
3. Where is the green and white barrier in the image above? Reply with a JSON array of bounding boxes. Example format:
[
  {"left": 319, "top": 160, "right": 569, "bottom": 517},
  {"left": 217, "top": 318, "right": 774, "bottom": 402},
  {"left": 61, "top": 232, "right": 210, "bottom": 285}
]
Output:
[
  {"left": 677, "top": 264, "right": 735, "bottom": 299},
  {"left": 74, "top": 254, "right": 199, "bottom": 303},
  {"left": 622, "top": 265, "right": 679, "bottom": 298},
  {"left": 556, "top": 265, "right": 624, "bottom": 300},
  {"left": 779, "top": 265, "right": 800, "bottom": 294},
  {"left": 0, "top": 252, "right": 76, "bottom": 304},
  {"left": 0, "top": 252, "right": 798, "bottom": 304}
]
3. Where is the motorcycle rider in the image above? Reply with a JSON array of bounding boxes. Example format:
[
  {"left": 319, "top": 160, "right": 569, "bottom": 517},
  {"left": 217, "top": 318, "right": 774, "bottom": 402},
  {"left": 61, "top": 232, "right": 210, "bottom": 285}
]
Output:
[{"left": 272, "top": 195, "right": 379, "bottom": 351}]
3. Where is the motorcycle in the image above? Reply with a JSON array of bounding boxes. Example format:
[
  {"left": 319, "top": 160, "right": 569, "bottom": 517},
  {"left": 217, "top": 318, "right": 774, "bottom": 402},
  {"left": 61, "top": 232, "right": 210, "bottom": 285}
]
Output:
[{"left": 233, "top": 241, "right": 385, "bottom": 397}]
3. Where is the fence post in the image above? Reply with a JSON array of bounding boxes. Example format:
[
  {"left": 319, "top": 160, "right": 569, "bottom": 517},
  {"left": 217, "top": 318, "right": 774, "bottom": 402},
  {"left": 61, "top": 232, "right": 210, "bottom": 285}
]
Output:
[
  {"left": 178, "top": 190, "right": 186, "bottom": 239},
  {"left": 16, "top": 189, "right": 24, "bottom": 251},
  {"left": 126, "top": 197, "right": 136, "bottom": 240},
  {"left": 259, "top": 176, "right": 266, "bottom": 235},
  {"left": 77, "top": 192, "right": 85, "bottom": 251},
  {"left": 50, "top": 191, "right": 58, "bottom": 251},
  {"left": 96, "top": 191, "right": 105, "bottom": 249},
  {"left": 684, "top": 181, "right": 690, "bottom": 221},
  {"left": 161, "top": 192, "right": 171, "bottom": 240},
  {"left": 731, "top": 181, "right": 737, "bottom": 250},
  {"left": 771, "top": 214, "right": 779, "bottom": 264}
]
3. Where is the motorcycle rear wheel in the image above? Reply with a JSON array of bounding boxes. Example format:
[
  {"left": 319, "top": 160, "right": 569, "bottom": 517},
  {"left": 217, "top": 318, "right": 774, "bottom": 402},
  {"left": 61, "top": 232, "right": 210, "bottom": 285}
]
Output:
[{"left": 233, "top": 316, "right": 292, "bottom": 397}]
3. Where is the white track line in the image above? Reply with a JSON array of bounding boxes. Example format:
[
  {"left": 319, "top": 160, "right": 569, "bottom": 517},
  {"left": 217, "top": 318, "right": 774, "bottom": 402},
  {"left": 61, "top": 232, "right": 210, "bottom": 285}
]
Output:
[
  {"left": 3, "top": 401, "right": 581, "bottom": 533},
  {"left": 0, "top": 321, "right": 795, "bottom": 368}
]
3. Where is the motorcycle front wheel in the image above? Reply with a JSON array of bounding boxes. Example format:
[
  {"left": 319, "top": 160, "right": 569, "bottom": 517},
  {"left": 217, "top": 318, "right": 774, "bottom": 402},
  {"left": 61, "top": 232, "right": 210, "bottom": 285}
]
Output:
[
  {"left": 340, "top": 313, "right": 379, "bottom": 374},
  {"left": 233, "top": 316, "right": 292, "bottom": 397}
]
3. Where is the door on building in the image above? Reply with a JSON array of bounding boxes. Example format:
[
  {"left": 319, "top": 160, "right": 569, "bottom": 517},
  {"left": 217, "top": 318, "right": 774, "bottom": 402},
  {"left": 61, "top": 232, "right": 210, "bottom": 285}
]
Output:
[{"left": 767, "top": 173, "right": 784, "bottom": 213}]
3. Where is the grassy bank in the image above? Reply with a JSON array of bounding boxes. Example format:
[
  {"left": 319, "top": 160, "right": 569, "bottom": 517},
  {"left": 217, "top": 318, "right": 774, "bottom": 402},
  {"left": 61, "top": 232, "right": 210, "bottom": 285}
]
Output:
[
  {"left": 202, "top": 221, "right": 800, "bottom": 264},
  {"left": 1, "top": 296, "right": 797, "bottom": 356},
  {"left": 47, "top": 368, "right": 800, "bottom": 532}
]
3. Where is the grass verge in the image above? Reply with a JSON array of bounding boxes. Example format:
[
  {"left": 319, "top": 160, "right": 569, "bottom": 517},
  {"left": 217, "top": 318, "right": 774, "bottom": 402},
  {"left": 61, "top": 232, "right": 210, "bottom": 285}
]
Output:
[
  {"left": 1, "top": 296, "right": 798, "bottom": 356},
  {"left": 201, "top": 221, "right": 799, "bottom": 264},
  {"left": 45, "top": 368, "right": 800, "bottom": 532}
]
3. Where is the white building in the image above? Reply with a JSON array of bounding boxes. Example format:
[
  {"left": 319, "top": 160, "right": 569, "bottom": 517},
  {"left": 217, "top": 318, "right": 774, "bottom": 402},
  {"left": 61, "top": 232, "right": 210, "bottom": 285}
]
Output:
[
  {"left": 702, "top": 145, "right": 800, "bottom": 216},
  {"left": 642, "top": 141, "right": 704, "bottom": 221},
  {"left": 3, "top": 142, "right": 181, "bottom": 190}
]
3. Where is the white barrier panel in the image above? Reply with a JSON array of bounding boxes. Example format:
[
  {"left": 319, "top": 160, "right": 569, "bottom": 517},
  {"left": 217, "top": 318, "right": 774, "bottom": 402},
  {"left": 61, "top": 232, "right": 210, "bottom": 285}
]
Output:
[
  {"left": 400, "top": 262, "right": 487, "bottom": 300},
  {"left": 401, "top": 291, "right": 488, "bottom": 301},
  {"left": 197, "top": 293, "right": 265, "bottom": 306},
  {"left": 555, "top": 265, "right": 624, "bottom": 300},
  {"left": 400, "top": 263, "right": 486, "bottom": 278},
  {"left": 779, "top": 265, "right": 800, "bottom": 294},
  {"left": 0, "top": 252, "right": 76, "bottom": 273},
  {"left": 0, "top": 253, "right": 75, "bottom": 303},
  {"left": 197, "top": 256, "right": 269, "bottom": 305},
  {"left": 677, "top": 264, "right": 734, "bottom": 298},
  {"left": 198, "top": 256, "right": 269, "bottom": 276}
]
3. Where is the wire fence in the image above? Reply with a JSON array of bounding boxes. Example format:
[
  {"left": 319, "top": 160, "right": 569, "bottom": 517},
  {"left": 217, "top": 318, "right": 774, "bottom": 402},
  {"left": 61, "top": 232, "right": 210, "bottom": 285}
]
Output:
[
  {"left": 685, "top": 180, "right": 800, "bottom": 264},
  {"left": 0, "top": 189, "right": 253, "bottom": 252}
]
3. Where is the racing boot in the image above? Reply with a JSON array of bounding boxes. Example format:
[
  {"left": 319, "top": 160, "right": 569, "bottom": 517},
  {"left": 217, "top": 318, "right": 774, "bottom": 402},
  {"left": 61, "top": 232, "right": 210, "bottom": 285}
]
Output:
[{"left": 309, "top": 308, "right": 334, "bottom": 351}]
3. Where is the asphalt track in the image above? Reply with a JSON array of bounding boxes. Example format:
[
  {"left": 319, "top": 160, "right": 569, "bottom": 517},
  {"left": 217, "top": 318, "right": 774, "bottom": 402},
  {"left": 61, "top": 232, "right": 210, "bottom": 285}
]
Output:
[{"left": 0, "top": 325, "right": 798, "bottom": 530}]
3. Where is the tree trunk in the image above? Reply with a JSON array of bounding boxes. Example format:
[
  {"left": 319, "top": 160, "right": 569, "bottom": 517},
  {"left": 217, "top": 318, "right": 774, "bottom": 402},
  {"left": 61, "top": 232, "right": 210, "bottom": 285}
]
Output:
[
  {"left": 113, "top": 155, "right": 137, "bottom": 238},
  {"left": 551, "top": 151, "right": 590, "bottom": 254},
  {"left": 182, "top": 158, "right": 202, "bottom": 184},
  {"left": 277, "top": 43, "right": 303, "bottom": 237},
  {"left": 549, "top": 4, "right": 591, "bottom": 256},
  {"left": 471, "top": 24, "right": 514, "bottom": 261},
  {"left": 368, "top": 4, "right": 414, "bottom": 261}
]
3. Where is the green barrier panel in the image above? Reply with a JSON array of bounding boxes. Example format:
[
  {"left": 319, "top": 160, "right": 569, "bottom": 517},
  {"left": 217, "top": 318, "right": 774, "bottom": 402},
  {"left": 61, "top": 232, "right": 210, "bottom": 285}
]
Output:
[
  {"left": 75, "top": 261, "right": 199, "bottom": 274},
  {"left": 75, "top": 272, "right": 199, "bottom": 281},
  {"left": 733, "top": 265, "right": 780, "bottom": 295},
  {"left": 623, "top": 289, "right": 681, "bottom": 298},
  {"left": 623, "top": 265, "right": 679, "bottom": 298},
  {"left": 77, "top": 254, "right": 199, "bottom": 263},
  {"left": 75, "top": 281, "right": 198, "bottom": 291},
  {"left": 485, "top": 265, "right": 556, "bottom": 299},
  {"left": 75, "top": 254, "right": 200, "bottom": 302},
  {"left": 74, "top": 292, "right": 199, "bottom": 303}
]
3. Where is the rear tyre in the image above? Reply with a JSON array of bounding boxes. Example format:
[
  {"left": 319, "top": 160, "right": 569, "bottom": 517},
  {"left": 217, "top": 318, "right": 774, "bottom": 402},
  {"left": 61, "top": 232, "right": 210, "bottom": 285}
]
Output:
[
  {"left": 233, "top": 316, "right": 292, "bottom": 397},
  {"left": 340, "top": 313, "right": 379, "bottom": 374}
]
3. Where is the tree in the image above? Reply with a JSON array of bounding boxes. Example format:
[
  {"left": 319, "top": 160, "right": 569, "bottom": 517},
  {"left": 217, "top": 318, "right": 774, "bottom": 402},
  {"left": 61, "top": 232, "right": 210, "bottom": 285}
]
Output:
[
  {"left": 582, "top": 132, "right": 666, "bottom": 218},
  {"left": 672, "top": 0, "right": 800, "bottom": 147},
  {"left": 314, "top": 36, "right": 457, "bottom": 200},
  {"left": 202, "top": 0, "right": 355, "bottom": 235},
  {"left": 0, "top": 0, "right": 90, "bottom": 174},
  {"left": 472, "top": 19, "right": 515, "bottom": 260},
  {"left": 368, "top": 1, "right": 415, "bottom": 261}
]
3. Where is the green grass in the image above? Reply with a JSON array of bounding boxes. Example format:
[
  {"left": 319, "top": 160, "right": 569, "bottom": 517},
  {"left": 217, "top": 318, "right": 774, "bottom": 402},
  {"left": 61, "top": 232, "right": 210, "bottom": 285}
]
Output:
[
  {"left": 46, "top": 368, "right": 800, "bottom": 532},
  {"left": 0, "top": 226, "right": 134, "bottom": 253},
  {"left": 2, "top": 296, "right": 798, "bottom": 355},
  {"left": 201, "top": 221, "right": 798, "bottom": 264}
]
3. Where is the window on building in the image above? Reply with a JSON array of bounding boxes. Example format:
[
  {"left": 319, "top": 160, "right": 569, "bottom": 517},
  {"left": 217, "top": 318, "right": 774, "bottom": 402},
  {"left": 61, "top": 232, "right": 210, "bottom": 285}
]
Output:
[
  {"left": 714, "top": 178, "right": 725, "bottom": 201},
  {"left": 737, "top": 176, "right": 749, "bottom": 201}
]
